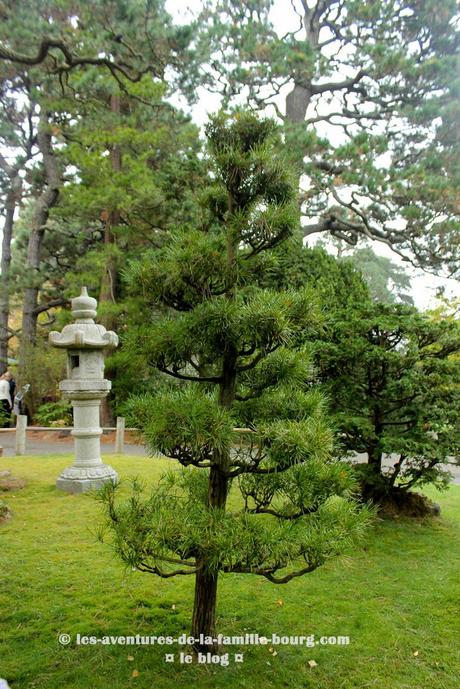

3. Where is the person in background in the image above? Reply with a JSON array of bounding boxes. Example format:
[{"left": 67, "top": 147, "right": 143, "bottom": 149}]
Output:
[
  {"left": 4, "top": 371, "right": 15, "bottom": 407},
  {"left": 0, "top": 373, "right": 12, "bottom": 428}
]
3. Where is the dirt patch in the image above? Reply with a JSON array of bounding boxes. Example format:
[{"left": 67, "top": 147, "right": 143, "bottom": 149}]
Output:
[
  {"left": 0, "top": 477, "right": 27, "bottom": 492},
  {"left": 376, "top": 490, "right": 441, "bottom": 519},
  {"left": 0, "top": 500, "right": 11, "bottom": 523}
]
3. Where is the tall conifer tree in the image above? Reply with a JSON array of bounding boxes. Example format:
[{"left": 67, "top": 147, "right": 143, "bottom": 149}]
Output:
[{"left": 100, "top": 112, "right": 371, "bottom": 649}]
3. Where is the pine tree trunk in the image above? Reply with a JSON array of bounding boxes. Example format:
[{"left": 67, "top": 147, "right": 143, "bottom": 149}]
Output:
[
  {"left": 99, "top": 93, "right": 121, "bottom": 428},
  {"left": 189, "top": 359, "right": 235, "bottom": 651},
  {"left": 18, "top": 109, "right": 62, "bottom": 414},
  {"left": 0, "top": 189, "right": 16, "bottom": 373},
  {"left": 190, "top": 191, "right": 238, "bottom": 653},
  {"left": 286, "top": 83, "right": 312, "bottom": 124},
  {"left": 368, "top": 406, "right": 384, "bottom": 473},
  {"left": 99, "top": 92, "right": 121, "bottom": 317},
  {"left": 191, "top": 464, "right": 228, "bottom": 653},
  {"left": 364, "top": 425, "right": 384, "bottom": 501},
  {"left": 190, "top": 562, "right": 219, "bottom": 652},
  {"left": 284, "top": 2, "right": 318, "bottom": 128},
  {"left": 367, "top": 445, "right": 383, "bottom": 474},
  {"left": 0, "top": 104, "right": 33, "bottom": 376},
  {"left": 283, "top": 5, "right": 321, "bottom": 226},
  {"left": 18, "top": 109, "right": 60, "bottom": 403}
]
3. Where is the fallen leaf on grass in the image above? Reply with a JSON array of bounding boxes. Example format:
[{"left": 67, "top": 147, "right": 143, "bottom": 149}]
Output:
[
  {"left": 308, "top": 660, "right": 318, "bottom": 668},
  {"left": 132, "top": 669, "right": 140, "bottom": 678},
  {"left": 127, "top": 656, "right": 134, "bottom": 662},
  {"left": 413, "top": 651, "right": 419, "bottom": 657},
  {"left": 276, "top": 599, "right": 283, "bottom": 606}
]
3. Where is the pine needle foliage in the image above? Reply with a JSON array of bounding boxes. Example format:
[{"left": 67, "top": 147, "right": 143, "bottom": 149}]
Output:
[{"left": 99, "top": 112, "right": 372, "bottom": 646}]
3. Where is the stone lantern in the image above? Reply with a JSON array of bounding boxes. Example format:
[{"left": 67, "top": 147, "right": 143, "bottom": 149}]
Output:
[{"left": 49, "top": 287, "right": 119, "bottom": 493}]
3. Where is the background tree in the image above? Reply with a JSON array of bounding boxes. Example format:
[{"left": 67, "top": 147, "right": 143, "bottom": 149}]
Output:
[
  {"left": 0, "top": 0, "right": 201, "bottom": 407},
  {"left": 0, "top": 80, "right": 35, "bottom": 372},
  {"left": 58, "top": 81, "right": 205, "bottom": 422},
  {"left": 260, "top": 236, "right": 370, "bottom": 308},
  {"left": 314, "top": 300, "right": 460, "bottom": 513},
  {"left": 316, "top": 236, "right": 414, "bottom": 303},
  {"left": 195, "top": 0, "right": 460, "bottom": 274},
  {"left": 99, "top": 112, "right": 371, "bottom": 650},
  {"left": 341, "top": 246, "right": 414, "bottom": 305}
]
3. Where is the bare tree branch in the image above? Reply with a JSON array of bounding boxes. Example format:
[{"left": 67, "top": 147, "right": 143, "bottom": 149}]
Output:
[
  {"left": 33, "top": 297, "right": 70, "bottom": 316},
  {"left": 311, "top": 70, "right": 366, "bottom": 95},
  {"left": 0, "top": 37, "right": 160, "bottom": 82},
  {"left": 158, "top": 364, "right": 223, "bottom": 383},
  {"left": 224, "top": 561, "right": 318, "bottom": 583}
]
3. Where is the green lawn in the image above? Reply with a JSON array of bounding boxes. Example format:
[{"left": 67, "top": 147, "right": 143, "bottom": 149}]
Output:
[{"left": 0, "top": 454, "right": 459, "bottom": 689}]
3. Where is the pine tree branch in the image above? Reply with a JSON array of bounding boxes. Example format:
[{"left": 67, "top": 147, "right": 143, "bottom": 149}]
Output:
[
  {"left": 388, "top": 454, "right": 407, "bottom": 486},
  {"left": 311, "top": 70, "right": 367, "bottom": 96},
  {"left": 227, "top": 464, "right": 283, "bottom": 477},
  {"left": 33, "top": 297, "right": 70, "bottom": 316},
  {"left": 246, "top": 505, "right": 320, "bottom": 519},
  {"left": 224, "top": 561, "right": 318, "bottom": 582},
  {"left": 263, "top": 563, "right": 318, "bottom": 583},
  {"left": 236, "top": 352, "right": 265, "bottom": 372},
  {"left": 399, "top": 458, "right": 440, "bottom": 491},
  {"left": 137, "top": 563, "right": 198, "bottom": 577},
  {"left": 135, "top": 553, "right": 200, "bottom": 577},
  {"left": 313, "top": 159, "right": 346, "bottom": 175},
  {"left": 158, "top": 365, "right": 222, "bottom": 383},
  {"left": 0, "top": 37, "right": 158, "bottom": 82},
  {"left": 0, "top": 151, "right": 16, "bottom": 179}
]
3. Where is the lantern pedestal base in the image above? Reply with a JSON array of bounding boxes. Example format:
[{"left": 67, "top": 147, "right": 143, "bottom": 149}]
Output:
[{"left": 56, "top": 464, "right": 118, "bottom": 494}]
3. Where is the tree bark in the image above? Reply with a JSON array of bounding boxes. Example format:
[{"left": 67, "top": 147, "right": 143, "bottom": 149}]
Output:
[
  {"left": 367, "top": 445, "right": 383, "bottom": 472},
  {"left": 99, "top": 93, "right": 121, "bottom": 428},
  {"left": 18, "top": 109, "right": 61, "bottom": 404},
  {"left": 0, "top": 97, "right": 34, "bottom": 375},
  {"left": 99, "top": 93, "right": 121, "bottom": 320},
  {"left": 285, "top": 2, "right": 320, "bottom": 127},
  {"left": 286, "top": 83, "right": 312, "bottom": 124},
  {"left": 191, "top": 465, "right": 228, "bottom": 652},
  {"left": 367, "top": 401, "right": 384, "bottom": 471},
  {"left": 0, "top": 183, "right": 19, "bottom": 373},
  {"left": 190, "top": 565, "right": 220, "bottom": 651}
]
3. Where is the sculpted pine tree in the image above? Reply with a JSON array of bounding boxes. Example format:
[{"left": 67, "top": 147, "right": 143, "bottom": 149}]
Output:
[{"left": 100, "top": 113, "right": 370, "bottom": 650}]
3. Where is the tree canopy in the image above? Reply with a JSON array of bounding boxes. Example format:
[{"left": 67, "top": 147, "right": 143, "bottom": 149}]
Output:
[
  {"left": 194, "top": 0, "right": 460, "bottom": 274},
  {"left": 314, "top": 299, "right": 460, "bottom": 506}
]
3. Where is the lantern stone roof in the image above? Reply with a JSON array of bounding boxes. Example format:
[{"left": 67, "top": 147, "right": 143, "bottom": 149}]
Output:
[{"left": 49, "top": 287, "right": 119, "bottom": 350}]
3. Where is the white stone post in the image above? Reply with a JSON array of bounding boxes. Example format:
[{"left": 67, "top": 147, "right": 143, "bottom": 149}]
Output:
[
  {"left": 115, "top": 416, "right": 125, "bottom": 454},
  {"left": 49, "top": 287, "right": 118, "bottom": 493},
  {"left": 15, "top": 415, "right": 27, "bottom": 456}
]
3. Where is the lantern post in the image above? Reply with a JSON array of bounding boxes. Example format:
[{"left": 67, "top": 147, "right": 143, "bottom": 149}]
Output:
[{"left": 49, "top": 287, "right": 118, "bottom": 493}]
